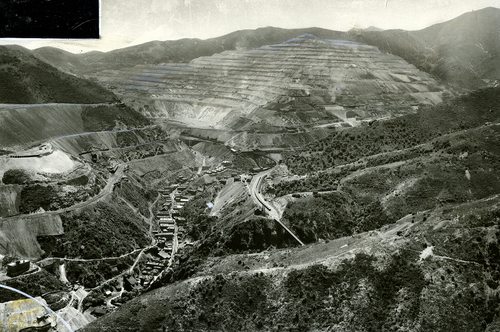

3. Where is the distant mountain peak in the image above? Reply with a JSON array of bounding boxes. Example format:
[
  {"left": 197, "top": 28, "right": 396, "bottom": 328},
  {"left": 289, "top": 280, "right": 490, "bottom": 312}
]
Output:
[
  {"left": 279, "top": 33, "right": 362, "bottom": 47},
  {"left": 364, "top": 26, "right": 384, "bottom": 32}
]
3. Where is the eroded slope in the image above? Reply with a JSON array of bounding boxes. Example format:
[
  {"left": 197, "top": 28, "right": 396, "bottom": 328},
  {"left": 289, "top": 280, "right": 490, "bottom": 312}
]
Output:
[{"left": 96, "top": 34, "right": 447, "bottom": 150}]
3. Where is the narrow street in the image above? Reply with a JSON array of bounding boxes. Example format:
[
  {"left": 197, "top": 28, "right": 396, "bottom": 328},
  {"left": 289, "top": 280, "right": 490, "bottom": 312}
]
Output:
[
  {"left": 128, "top": 248, "right": 147, "bottom": 274},
  {"left": 69, "top": 193, "right": 161, "bottom": 312}
]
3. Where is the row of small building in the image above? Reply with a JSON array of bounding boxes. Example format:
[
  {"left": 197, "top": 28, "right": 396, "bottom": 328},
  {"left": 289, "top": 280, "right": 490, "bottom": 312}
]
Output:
[
  {"left": 201, "top": 160, "right": 232, "bottom": 175},
  {"left": 138, "top": 194, "right": 190, "bottom": 286},
  {"left": 154, "top": 212, "right": 175, "bottom": 241},
  {"left": 159, "top": 185, "right": 202, "bottom": 197},
  {"left": 119, "top": 184, "right": 194, "bottom": 290}
]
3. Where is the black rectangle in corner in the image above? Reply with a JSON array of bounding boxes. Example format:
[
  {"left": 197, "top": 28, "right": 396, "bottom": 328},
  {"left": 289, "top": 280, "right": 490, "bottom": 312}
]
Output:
[{"left": 0, "top": 0, "right": 99, "bottom": 39}]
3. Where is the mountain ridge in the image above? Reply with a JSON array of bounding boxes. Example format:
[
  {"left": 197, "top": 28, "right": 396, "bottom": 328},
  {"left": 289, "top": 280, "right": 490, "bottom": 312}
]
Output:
[
  {"left": 28, "top": 7, "right": 500, "bottom": 90},
  {"left": 0, "top": 45, "right": 118, "bottom": 104},
  {"left": 353, "top": 6, "right": 500, "bottom": 90}
]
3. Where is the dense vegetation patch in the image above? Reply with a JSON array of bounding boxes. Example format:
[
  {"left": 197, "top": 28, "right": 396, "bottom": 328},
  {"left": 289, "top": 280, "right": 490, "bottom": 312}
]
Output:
[
  {"left": 2, "top": 168, "right": 31, "bottom": 184},
  {"left": 65, "top": 256, "right": 135, "bottom": 289},
  {"left": 38, "top": 200, "right": 149, "bottom": 259},
  {"left": 63, "top": 175, "right": 89, "bottom": 186},
  {"left": 19, "top": 184, "right": 58, "bottom": 213},
  {"left": 81, "top": 104, "right": 150, "bottom": 132},
  {"left": 225, "top": 218, "right": 291, "bottom": 251},
  {"left": 18, "top": 176, "right": 105, "bottom": 213},
  {"left": 283, "top": 192, "right": 393, "bottom": 243},
  {"left": 0, "top": 269, "right": 66, "bottom": 302},
  {"left": 115, "top": 181, "right": 156, "bottom": 218}
]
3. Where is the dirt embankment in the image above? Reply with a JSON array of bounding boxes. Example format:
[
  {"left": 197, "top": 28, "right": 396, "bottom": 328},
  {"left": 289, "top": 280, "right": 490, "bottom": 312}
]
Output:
[
  {"left": 0, "top": 104, "right": 84, "bottom": 148},
  {"left": 0, "top": 184, "right": 22, "bottom": 217},
  {"left": 50, "top": 131, "right": 121, "bottom": 157},
  {"left": 127, "top": 147, "right": 198, "bottom": 178},
  {"left": 209, "top": 180, "right": 249, "bottom": 218},
  {"left": 0, "top": 213, "right": 63, "bottom": 259},
  {"left": 0, "top": 150, "right": 75, "bottom": 179},
  {"left": 0, "top": 103, "right": 149, "bottom": 151}
]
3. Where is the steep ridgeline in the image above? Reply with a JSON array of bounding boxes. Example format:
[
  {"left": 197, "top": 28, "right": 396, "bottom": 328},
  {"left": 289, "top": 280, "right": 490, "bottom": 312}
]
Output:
[
  {"left": 0, "top": 45, "right": 150, "bottom": 149},
  {"left": 97, "top": 34, "right": 447, "bottom": 149},
  {"left": 33, "top": 27, "right": 349, "bottom": 74},
  {"left": 352, "top": 7, "right": 500, "bottom": 90},
  {"left": 0, "top": 45, "right": 117, "bottom": 104}
]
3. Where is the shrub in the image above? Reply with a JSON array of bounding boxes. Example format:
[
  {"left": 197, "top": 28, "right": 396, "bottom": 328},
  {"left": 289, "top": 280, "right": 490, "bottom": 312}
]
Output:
[
  {"left": 2, "top": 169, "right": 30, "bottom": 184},
  {"left": 19, "top": 185, "right": 58, "bottom": 213}
]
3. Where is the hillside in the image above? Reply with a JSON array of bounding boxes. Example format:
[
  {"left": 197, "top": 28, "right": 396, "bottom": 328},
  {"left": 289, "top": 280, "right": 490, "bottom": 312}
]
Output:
[
  {"left": 80, "top": 82, "right": 500, "bottom": 332},
  {"left": 32, "top": 7, "right": 500, "bottom": 91},
  {"left": 82, "top": 192, "right": 500, "bottom": 332},
  {"left": 0, "top": 103, "right": 150, "bottom": 149},
  {"left": 93, "top": 33, "right": 447, "bottom": 150},
  {"left": 283, "top": 86, "right": 500, "bottom": 175},
  {"left": 272, "top": 87, "right": 500, "bottom": 243},
  {"left": 0, "top": 45, "right": 117, "bottom": 104},
  {"left": 352, "top": 7, "right": 500, "bottom": 90}
]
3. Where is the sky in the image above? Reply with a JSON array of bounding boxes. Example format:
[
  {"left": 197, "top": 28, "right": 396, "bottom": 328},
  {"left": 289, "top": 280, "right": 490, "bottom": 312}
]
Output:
[{"left": 1, "top": 0, "right": 499, "bottom": 53}]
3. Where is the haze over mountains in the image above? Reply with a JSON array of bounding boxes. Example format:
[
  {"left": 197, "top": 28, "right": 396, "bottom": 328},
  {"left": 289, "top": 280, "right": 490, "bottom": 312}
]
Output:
[
  {"left": 1, "top": 6, "right": 500, "bottom": 332},
  {"left": 29, "top": 7, "right": 500, "bottom": 91}
]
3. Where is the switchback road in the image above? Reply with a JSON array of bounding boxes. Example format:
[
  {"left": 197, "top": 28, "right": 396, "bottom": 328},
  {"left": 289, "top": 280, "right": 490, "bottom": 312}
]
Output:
[{"left": 249, "top": 168, "right": 304, "bottom": 246}]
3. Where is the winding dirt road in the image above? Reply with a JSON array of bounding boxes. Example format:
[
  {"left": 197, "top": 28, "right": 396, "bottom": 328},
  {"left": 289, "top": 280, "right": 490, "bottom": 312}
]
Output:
[
  {"left": 249, "top": 168, "right": 304, "bottom": 246},
  {"left": 2, "top": 165, "right": 125, "bottom": 224}
]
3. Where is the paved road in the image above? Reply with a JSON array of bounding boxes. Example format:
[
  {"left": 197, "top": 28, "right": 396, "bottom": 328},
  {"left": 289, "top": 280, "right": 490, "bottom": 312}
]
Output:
[
  {"left": 249, "top": 168, "right": 305, "bottom": 246},
  {"left": 147, "top": 194, "right": 161, "bottom": 242}
]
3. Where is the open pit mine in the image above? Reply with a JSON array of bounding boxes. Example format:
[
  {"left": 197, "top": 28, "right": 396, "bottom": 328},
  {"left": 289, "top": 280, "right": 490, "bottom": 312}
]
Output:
[
  {"left": 97, "top": 34, "right": 448, "bottom": 150},
  {"left": 2, "top": 7, "right": 500, "bottom": 332}
]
